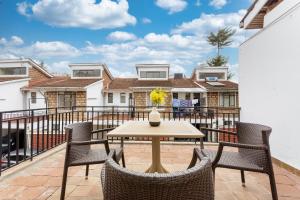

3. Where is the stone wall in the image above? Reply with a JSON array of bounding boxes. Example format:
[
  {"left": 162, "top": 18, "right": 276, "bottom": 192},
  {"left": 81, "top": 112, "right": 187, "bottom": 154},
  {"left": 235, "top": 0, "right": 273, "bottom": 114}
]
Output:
[
  {"left": 45, "top": 91, "right": 57, "bottom": 109},
  {"left": 76, "top": 91, "right": 86, "bottom": 108},
  {"left": 29, "top": 67, "right": 51, "bottom": 85},
  {"left": 102, "top": 70, "right": 112, "bottom": 89},
  {"left": 133, "top": 92, "right": 146, "bottom": 110}
]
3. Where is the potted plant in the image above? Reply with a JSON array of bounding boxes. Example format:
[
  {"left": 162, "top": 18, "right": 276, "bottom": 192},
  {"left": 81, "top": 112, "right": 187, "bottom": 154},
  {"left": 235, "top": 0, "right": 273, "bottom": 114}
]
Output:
[{"left": 149, "top": 88, "right": 166, "bottom": 127}]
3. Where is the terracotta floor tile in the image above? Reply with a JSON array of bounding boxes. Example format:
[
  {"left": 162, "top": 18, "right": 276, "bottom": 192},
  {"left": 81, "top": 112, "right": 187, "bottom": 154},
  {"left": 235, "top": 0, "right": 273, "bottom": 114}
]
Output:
[{"left": 0, "top": 143, "right": 299, "bottom": 200}]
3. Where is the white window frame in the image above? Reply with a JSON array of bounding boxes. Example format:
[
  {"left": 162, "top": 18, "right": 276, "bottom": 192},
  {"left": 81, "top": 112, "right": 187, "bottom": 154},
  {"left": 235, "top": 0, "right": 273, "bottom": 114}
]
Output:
[{"left": 120, "top": 93, "right": 126, "bottom": 104}]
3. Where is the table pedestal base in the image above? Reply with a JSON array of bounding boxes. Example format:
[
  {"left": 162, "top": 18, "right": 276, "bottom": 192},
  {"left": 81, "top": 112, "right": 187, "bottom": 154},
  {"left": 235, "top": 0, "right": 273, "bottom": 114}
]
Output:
[{"left": 145, "top": 136, "right": 169, "bottom": 173}]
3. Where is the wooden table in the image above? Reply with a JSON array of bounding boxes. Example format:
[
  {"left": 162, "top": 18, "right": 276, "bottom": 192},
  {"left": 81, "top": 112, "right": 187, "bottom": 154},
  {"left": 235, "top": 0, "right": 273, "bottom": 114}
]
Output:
[{"left": 107, "top": 121, "right": 205, "bottom": 173}]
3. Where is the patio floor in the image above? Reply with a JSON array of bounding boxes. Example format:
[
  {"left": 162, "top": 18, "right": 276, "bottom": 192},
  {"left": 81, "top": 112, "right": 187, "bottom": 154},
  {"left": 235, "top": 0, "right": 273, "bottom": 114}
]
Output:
[{"left": 0, "top": 143, "right": 300, "bottom": 200}]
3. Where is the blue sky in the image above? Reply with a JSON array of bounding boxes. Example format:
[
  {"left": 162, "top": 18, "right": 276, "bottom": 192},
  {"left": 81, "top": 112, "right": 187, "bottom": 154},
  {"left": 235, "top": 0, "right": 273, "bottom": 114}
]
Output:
[{"left": 0, "top": 0, "right": 254, "bottom": 81}]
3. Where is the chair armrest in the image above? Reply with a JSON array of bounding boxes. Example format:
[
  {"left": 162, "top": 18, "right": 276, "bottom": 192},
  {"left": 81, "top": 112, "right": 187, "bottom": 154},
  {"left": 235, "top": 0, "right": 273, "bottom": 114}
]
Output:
[
  {"left": 69, "top": 139, "right": 108, "bottom": 146},
  {"left": 200, "top": 127, "right": 236, "bottom": 135},
  {"left": 92, "top": 127, "right": 115, "bottom": 134},
  {"left": 219, "top": 142, "right": 268, "bottom": 150},
  {"left": 188, "top": 148, "right": 208, "bottom": 168}
]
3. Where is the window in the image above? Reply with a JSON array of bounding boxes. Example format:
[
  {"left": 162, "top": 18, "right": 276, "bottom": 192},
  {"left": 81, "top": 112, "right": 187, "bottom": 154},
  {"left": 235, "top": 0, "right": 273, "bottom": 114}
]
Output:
[
  {"left": 73, "top": 69, "right": 101, "bottom": 77},
  {"left": 219, "top": 93, "right": 236, "bottom": 107},
  {"left": 58, "top": 92, "right": 76, "bottom": 108},
  {"left": 108, "top": 93, "right": 113, "bottom": 103},
  {"left": 173, "top": 93, "right": 178, "bottom": 99},
  {"left": 0, "top": 67, "right": 26, "bottom": 75},
  {"left": 120, "top": 93, "right": 126, "bottom": 104},
  {"left": 199, "top": 73, "right": 225, "bottom": 80},
  {"left": 31, "top": 92, "right": 36, "bottom": 104},
  {"left": 140, "top": 71, "right": 166, "bottom": 79}
]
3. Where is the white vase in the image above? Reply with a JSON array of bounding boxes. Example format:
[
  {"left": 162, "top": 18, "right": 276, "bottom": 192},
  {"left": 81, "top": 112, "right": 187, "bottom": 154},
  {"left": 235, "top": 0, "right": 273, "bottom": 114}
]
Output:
[{"left": 149, "top": 107, "right": 161, "bottom": 127}]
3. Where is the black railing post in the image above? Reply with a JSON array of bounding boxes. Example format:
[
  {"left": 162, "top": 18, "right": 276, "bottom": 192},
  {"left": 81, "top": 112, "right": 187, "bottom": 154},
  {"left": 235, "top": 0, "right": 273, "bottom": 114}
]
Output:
[
  {"left": 91, "top": 107, "right": 94, "bottom": 125},
  {"left": 30, "top": 110, "right": 34, "bottom": 161},
  {"left": 71, "top": 106, "right": 74, "bottom": 123},
  {"left": 0, "top": 112, "right": 2, "bottom": 175}
]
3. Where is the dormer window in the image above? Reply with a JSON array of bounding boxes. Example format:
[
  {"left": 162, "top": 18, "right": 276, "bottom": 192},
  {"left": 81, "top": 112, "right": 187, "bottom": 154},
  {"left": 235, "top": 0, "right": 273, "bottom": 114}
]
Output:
[
  {"left": 73, "top": 69, "right": 101, "bottom": 78},
  {"left": 199, "top": 73, "right": 225, "bottom": 80},
  {"left": 140, "top": 71, "right": 166, "bottom": 79},
  {"left": 69, "top": 63, "right": 104, "bottom": 79},
  {"left": 136, "top": 64, "right": 169, "bottom": 80},
  {"left": 0, "top": 67, "right": 27, "bottom": 76}
]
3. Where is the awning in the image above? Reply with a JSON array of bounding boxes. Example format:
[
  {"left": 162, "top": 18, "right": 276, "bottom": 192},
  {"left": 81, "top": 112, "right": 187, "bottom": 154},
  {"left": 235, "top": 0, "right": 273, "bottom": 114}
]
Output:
[{"left": 171, "top": 88, "right": 206, "bottom": 93}]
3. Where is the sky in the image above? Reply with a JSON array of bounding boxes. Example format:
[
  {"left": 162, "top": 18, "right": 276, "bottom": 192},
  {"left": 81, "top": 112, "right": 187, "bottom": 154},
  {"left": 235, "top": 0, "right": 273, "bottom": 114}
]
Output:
[{"left": 0, "top": 0, "right": 255, "bottom": 81}]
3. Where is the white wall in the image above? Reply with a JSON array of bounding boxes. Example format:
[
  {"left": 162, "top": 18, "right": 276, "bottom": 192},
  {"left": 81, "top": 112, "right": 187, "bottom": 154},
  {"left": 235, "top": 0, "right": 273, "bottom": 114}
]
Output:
[
  {"left": 0, "top": 79, "right": 29, "bottom": 111},
  {"left": 26, "top": 90, "right": 47, "bottom": 109},
  {"left": 86, "top": 81, "right": 103, "bottom": 108},
  {"left": 105, "top": 91, "right": 131, "bottom": 107},
  {"left": 239, "top": 3, "right": 300, "bottom": 169}
]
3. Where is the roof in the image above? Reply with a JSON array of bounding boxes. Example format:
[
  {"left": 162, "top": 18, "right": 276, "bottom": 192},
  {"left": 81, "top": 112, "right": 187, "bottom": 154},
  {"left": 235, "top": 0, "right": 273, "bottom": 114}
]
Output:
[
  {"left": 108, "top": 78, "right": 209, "bottom": 90},
  {"left": 240, "top": 0, "right": 282, "bottom": 29},
  {"left": 23, "top": 76, "right": 101, "bottom": 90},
  {"left": 196, "top": 81, "right": 238, "bottom": 91},
  {"left": 0, "top": 77, "right": 28, "bottom": 83},
  {"left": 170, "top": 78, "right": 199, "bottom": 88},
  {"left": 107, "top": 78, "right": 174, "bottom": 90}
]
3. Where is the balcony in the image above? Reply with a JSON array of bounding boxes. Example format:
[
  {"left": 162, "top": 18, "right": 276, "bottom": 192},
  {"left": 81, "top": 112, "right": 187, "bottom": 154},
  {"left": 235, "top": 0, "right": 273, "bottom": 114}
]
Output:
[{"left": 0, "top": 106, "right": 299, "bottom": 199}]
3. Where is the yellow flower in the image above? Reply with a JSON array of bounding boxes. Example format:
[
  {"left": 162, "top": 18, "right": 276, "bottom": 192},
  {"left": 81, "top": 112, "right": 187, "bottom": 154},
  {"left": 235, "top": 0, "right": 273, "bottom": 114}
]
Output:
[{"left": 150, "top": 88, "right": 166, "bottom": 106}]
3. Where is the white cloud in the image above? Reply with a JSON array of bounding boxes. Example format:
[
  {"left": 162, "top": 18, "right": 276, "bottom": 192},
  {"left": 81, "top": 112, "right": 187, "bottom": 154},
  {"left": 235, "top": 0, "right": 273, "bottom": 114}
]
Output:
[
  {"left": 48, "top": 61, "right": 71, "bottom": 74},
  {"left": 0, "top": 36, "right": 24, "bottom": 46},
  {"left": 27, "top": 41, "right": 80, "bottom": 58},
  {"left": 144, "top": 33, "right": 191, "bottom": 48},
  {"left": 210, "top": 0, "right": 227, "bottom": 9},
  {"left": 107, "top": 31, "right": 137, "bottom": 42},
  {"left": 155, "top": 0, "right": 188, "bottom": 14},
  {"left": 16, "top": 2, "right": 31, "bottom": 17},
  {"left": 142, "top": 18, "right": 152, "bottom": 24},
  {"left": 172, "top": 10, "right": 256, "bottom": 48},
  {"left": 10, "top": 36, "right": 24, "bottom": 46},
  {"left": 17, "top": 0, "right": 136, "bottom": 30},
  {"left": 195, "top": 0, "right": 201, "bottom": 7},
  {"left": 0, "top": 38, "right": 80, "bottom": 59}
]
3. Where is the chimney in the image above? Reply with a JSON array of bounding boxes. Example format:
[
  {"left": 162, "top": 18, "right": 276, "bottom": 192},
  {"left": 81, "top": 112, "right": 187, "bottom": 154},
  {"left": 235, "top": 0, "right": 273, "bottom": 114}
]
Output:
[{"left": 174, "top": 73, "right": 184, "bottom": 79}]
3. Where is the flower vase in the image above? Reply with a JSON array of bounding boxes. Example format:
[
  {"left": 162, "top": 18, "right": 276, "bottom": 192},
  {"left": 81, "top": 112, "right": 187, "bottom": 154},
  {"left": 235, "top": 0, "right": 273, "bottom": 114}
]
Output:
[{"left": 149, "top": 107, "right": 160, "bottom": 127}]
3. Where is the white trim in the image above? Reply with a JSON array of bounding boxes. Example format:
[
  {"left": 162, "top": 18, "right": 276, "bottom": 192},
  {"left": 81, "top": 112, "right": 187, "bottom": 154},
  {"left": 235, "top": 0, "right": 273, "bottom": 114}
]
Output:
[
  {"left": 171, "top": 88, "right": 206, "bottom": 93},
  {"left": 84, "top": 80, "right": 103, "bottom": 89},
  {"left": 0, "top": 78, "right": 30, "bottom": 85}
]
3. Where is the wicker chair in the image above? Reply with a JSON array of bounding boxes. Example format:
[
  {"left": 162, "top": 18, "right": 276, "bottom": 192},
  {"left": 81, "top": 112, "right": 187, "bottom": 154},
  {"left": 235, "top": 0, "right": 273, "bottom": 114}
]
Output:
[
  {"left": 60, "top": 122, "right": 125, "bottom": 200},
  {"left": 200, "top": 122, "right": 278, "bottom": 200},
  {"left": 101, "top": 150, "right": 214, "bottom": 200}
]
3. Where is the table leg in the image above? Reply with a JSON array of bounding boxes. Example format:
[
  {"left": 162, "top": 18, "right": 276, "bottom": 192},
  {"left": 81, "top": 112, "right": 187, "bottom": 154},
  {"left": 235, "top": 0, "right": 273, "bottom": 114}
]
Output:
[{"left": 145, "top": 136, "right": 168, "bottom": 173}]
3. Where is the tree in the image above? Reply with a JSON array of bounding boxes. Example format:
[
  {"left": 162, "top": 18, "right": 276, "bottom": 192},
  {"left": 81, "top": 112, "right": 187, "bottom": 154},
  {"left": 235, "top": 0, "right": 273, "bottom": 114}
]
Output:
[
  {"left": 207, "top": 27, "right": 236, "bottom": 56},
  {"left": 207, "top": 55, "right": 228, "bottom": 67}
]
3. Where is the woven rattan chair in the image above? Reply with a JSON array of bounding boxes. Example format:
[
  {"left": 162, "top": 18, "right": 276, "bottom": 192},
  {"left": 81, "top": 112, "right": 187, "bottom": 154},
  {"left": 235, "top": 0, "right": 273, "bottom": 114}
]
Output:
[
  {"left": 60, "top": 122, "right": 125, "bottom": 200},
  {"left": 101, "top": 150, "right": 214, "bottom": 200},
  {"left": 200, "top": 122, "right": 278, "bottom": 200}
]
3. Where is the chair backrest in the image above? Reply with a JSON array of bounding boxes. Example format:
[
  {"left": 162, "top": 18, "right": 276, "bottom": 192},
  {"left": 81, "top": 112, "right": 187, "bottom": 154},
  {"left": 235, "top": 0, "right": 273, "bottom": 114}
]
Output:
[
  {"left": 66, "top": 121, "right": 93, "bottom": 143},
  {"left": 101, "top": 157, "right": 214, "bottom": 200},
  {"left": 236, "top": 122, "right": 272, "bottom": 170},
  {"left": 65, "top": 122, "right": 93, "bottom": 165}
]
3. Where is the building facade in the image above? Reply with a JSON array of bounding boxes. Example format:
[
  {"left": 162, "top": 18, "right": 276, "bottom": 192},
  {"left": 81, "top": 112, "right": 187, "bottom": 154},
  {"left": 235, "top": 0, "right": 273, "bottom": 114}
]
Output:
[{"left": 0, "top": 59, "right": 238, "bottom": 113}]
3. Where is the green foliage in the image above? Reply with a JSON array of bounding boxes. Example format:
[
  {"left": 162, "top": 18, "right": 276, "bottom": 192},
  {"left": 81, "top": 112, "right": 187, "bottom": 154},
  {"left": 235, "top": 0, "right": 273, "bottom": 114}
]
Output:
[
  {"left": 207, "top": 55, "right": 228, "bottom": 67},
  {"left": 207, "top": 27, "right": 236, "bottom": 56},
  {"left": 227, "top": 71, "right": 234, "bottom": 80}
]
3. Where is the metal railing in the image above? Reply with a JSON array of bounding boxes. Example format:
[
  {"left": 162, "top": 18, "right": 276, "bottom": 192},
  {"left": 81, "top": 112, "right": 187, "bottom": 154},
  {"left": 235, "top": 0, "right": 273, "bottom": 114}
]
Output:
[{"left": 0, "top": 105, "right": 240, "bottom": 174}]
